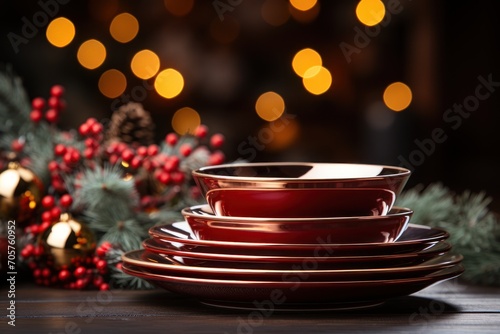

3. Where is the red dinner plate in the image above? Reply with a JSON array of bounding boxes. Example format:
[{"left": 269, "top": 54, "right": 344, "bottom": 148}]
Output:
[
  {"left": 122, "top": 263, "right": 464, "bottom": 310},
  {"left": 123, "top": 249, "right": 461, "bottom": 281},
  {"left": 149, "top": 221, "right": 449, "bottom": 257},
  {"left": 143, "top": 238, "right": 452, "bottom": 269}
]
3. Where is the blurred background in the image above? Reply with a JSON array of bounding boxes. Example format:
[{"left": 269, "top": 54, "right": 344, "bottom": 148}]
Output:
[{"left": 1, "top": 0, "right": 499, "bottom": 208}]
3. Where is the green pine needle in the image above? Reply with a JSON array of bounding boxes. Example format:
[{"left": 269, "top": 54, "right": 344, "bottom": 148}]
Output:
[
  {"left": 0, "top": 66, "right": 31, "bottom": 140},
  {"left": 396, "top": 183, "right": 500, "bottom": 286},
  {"left": 71, "top": 164, "right": 139, "bottom": 218},
  {"left": 99, "top": 219, "right": 147, "bottom": 252}
]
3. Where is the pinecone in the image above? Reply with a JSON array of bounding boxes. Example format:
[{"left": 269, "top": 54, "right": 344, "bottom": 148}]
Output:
[{"left": 106, "top": 102, "right": 155, "bottom": 147}]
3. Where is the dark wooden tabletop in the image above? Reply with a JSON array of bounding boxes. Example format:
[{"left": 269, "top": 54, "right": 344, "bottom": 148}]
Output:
[{"left": 2, "top": 279, "right": 500, "bottom": 334}]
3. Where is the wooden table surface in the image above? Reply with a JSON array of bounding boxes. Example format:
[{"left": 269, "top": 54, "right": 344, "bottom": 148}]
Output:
[{"left": 2, "top": 279, "right": 500, "bottom": 334}]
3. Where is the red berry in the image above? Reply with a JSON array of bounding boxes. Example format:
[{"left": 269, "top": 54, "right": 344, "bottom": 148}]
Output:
[
  {"left": 163, "top": 156, "right": 180, "bottom": 172},
  {"left": 99, "top": 283, "right": 110, "bottom": 291},
  {"left": 179, "top": 144, "right": 192, "bottom": 157},
  {"left": 21, "top": 248, "right": 31, "bottom": 258},
  {"left": 54, "top": 144, "right": 66, "bottom": 156},
  {"left": 121, "top": 149, "right": 134, "bottom": 162},
  {"left": 33, "top": 269, "right": 42, "bottom": 278},
  {"left": 101, "top": 241, "right": 112, "bottom": 250},
  {"left": 116, "top": 262, "right": 123, "bottom": 270},
  {"left": 50, "top": 207, "right": 62, "bottom": 220},
  {"left": 194, "top": 125, "right": 208, "bottom": 138},
  {"left": 158, "top": 172, "right": 171, "bottom": 184},
  {"left": 11, "top": 139, "right": 24, "bottom": 152},
  {"left": 30, "top": 224, "right": 40, "bottom": 235},
  {"left": 75, "top": 278, "right": 87, "bottom": 290},
  {"left": 109, "top": 154, "right": 119, "bottom": 165},
  {"left": 165, "top": 133, "right": 178, "bottom": 146},
  {"left": 84, "top": 138, "right": 97, "bottom": 148},
  {"left": 93, "top": 275, "right": 104, "bottom": 287},
  {"left": 48, "top": 96, "right": 62, "bottom": 109},
  {"left": 83, "top": 147, "right": 94, "bottom": 159},
  {"left": 42, "top": 268, "right": 51, "bottom": 278},
  {"left": 208, "top": 151, "right": 225, "bottom": 165},
  {"left": 32, "top": 97, "right": 45, "bottom": 110},
  {"left": 41, "top": 211, "right": 52, "bottom": 221},
  {"left": 45, "top": 108, "right": 59, "bottom": 123},
  {"left": 130, "top": 156, "right": 142, "bottom": 169},
  {"left": 147, "top": 145, "right": 159, "bottom": 156},
  {"left": 96, "top": 259, "right": 107, "bottom": 271},
  {"left": 60, "top": 194, "right": 73, "bottom": 207},
  {"left": 116, "top": 142, "right": 127, "bottom": 154},
  {"left": 210, "top": 134, "right": 225, "bottom": 148},
  {"left": 30, "top": 109, "right": 43, "bottom": 123},
  {"left": 79, "top": 123, "right": 90, "bottom": 136},
  {"left": 171, "top": 171, "right": 185, "bottom": 184},
  {"left": 48, "top": 161, "right": 59, "bottom": 172},
  {"left": 50, "top": 85, "right": 65, "bottom": 98},
  {"left": 86, "top": 117, "right": 98, "bottom": 126},
  {"left": 40, "top": 221, "right": 51, "bottom": 232},
  {"left": 71, "top": 150, "right": 80, "bottom": 163},
  {"left": 90, "top": 122, "right": 103, "bottom": 135},
  {"left": 137, "top": 146, "right": 148, "bottom": 157},
  {"left": 74, "top": 266, "right": 86, "bottom": 278},
  {"left": 42, "top": 195, "right": 55, "bottom": 208}
]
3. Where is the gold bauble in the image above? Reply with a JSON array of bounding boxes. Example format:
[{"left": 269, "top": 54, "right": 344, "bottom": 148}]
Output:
[
  {"left": 0, "top": 162, "right": 43, "bottom": 225},
  {"left": 38, "top": 213, "right": 96, "bottom": 268}
]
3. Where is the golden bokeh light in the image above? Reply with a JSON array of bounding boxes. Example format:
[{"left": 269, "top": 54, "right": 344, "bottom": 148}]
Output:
[
  {"left": 131, "top": 49, "right": 160, "bottom": 79},
  {"left": 292, "top": 48, "right": 322, "bottom": 78},
  {"left": 164, "top": 0, "right": 194, "bottom": 16},
  {"left": 355, "top": 0, "right": 386, "bottom": 26},
  {"left": 46, "top": 17, "right": 75, "bottom": 48},
  {"left": 266, "top": 118, "right": 300, "bottom": 151},
  {"left": 77, "top": 39, "right": 106, "bottom": 70},
  {"left": 383, "top": 82, "right": 412, "bottom": 112},
  {"left": 289, "top": 0, "right": 317, "bottom": 11},
  {"left": 110, "top": 13, "right": 139, "bottom": 43},
  {"left": 98, "top": 69, "right": 127, "bottom": 98},
  {"left": 255, "top": 91, "right": 286, "bottom": 122},
  {"left": 289, "top": 0, "right": 320, "bottom": 22},
  {"left": 172, "top": 107, "right": 201, "bottom": 135},
  {"left": 154, "top": 68, "right": 184, "bottom": 99},
  {"left": 302, "top": 66, "right": 332, "bottom": 95},
  {"left": 262, "top": 0, "right": 290, "bottom": 26}
]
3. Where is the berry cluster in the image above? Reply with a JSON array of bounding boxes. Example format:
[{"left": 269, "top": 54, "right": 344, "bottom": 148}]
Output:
[
  {"left": 29, "top": 85, "right": 66, "bottom": 124},
  {"left": 20, "top": 241, "right": 111, "bottom": 290}
]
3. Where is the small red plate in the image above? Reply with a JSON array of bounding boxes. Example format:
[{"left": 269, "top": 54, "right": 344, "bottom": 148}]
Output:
[
  {"left": 182, "top": 205, "right": 411, "bottom": 244},
  {"left": 149, "top": 222, "right": 449, "bottom": 257}
]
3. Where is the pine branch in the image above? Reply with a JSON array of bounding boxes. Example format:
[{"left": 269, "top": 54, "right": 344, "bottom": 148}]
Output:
[
  {"left": 70, "top": 164, "right": 139, "bottom": 217},
  {"left": 99, "top": 219, "right": 147, "bottom": 252},
  {"left": 396, "top": 183, "right": 500, "bottom": 286},
  {"left": 0, "top": 66, "right": 31, "bottom": 140}
]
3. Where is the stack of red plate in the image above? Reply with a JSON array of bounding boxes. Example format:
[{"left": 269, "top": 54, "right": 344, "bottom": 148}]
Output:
[{"left": 122, "top": 163, "right": 463, "bottom": 310}]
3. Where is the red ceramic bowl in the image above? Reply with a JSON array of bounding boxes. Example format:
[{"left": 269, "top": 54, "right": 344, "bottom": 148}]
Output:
[
  {"left": 181, "top": 205, "right": 412, "bottom": 244},
  {"left": 192, "top": 163, "right": 411, "bottom": 210},
  {"left": 206, "top": 188, "right": 395, "bottom": 218}
]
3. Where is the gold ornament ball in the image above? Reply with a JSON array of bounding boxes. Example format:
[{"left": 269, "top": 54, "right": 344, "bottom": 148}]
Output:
[
  {"left": 0, "top": 162, "right": 43, "bottom": 224},
  {"left": 38, "top": 213, "right": 96, "bottom": 268}
]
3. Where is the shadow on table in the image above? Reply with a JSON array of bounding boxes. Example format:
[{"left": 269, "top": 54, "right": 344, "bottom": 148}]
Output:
[{"left": 135, "top": 291, "right": 461, "bottom": 316}]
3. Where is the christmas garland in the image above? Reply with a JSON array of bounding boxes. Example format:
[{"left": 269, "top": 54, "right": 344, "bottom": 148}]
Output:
[{"left": 0, "top": 68, "right": 224, "bottom": 290}]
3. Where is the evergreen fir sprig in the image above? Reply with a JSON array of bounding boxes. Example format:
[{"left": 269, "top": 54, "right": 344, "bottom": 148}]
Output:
[
  {"left": 0, "top": 66, "right": 31, "bottom": 140},
  {"left": 396, "top": 183, "right": 500, "bottom": 286},
  {"left": 70, "top": 164, "right": 139, "bottom": 218}
]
